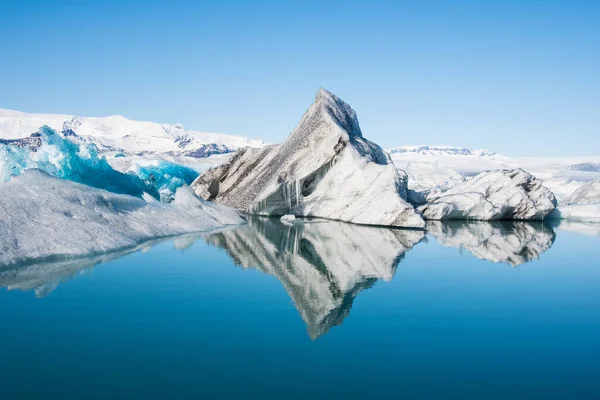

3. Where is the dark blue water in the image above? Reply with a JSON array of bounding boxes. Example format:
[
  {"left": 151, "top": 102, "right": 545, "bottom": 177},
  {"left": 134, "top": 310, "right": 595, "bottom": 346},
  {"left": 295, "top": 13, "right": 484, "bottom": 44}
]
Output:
[{"left": 1, "top": 219, "right": 599, "bottom": 399}]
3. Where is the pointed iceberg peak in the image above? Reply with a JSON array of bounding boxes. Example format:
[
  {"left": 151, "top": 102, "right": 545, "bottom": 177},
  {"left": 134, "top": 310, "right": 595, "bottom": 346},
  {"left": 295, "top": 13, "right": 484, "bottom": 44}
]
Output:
[
  {"left": 315, "top": 87, "right": 337, "bottom": 102},
  {"left": 192, "top": 89, "right": 426, "bottom": 228},
  {"left": 310, "top": 88, "right": 363, "bottom": 139}
]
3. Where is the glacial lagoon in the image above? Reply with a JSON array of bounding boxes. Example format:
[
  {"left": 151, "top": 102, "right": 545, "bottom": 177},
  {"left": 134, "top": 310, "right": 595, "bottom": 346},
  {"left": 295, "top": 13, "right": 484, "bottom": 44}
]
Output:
[{"left": 1, "top": 218, "right": 599, "bottom": 398}]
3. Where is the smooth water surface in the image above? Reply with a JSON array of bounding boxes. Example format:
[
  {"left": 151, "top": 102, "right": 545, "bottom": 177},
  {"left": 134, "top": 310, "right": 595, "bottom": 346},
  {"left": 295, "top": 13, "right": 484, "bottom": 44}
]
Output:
[{"left": 1, "top": 218, "right": 599, "bottom": 399}]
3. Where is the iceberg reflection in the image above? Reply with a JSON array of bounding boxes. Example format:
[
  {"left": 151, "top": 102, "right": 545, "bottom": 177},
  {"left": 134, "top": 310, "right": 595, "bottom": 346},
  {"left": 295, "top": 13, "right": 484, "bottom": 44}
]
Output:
[
  {"left": 0, "top": 236, "right": 195, "bottom": 297},
  {"left": 203, "top": 217, "right": 425, "bottom": 339},
  {"left": 426, "top": 220, "right": 555, "bottom": 266}
]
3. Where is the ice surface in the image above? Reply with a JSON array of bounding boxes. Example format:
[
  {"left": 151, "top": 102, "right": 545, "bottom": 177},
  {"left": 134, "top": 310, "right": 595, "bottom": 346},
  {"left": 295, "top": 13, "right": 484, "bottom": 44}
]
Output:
[
  {"left": 123, "top": 160, "right": 199, "bottom": 202},
  {"left": 419, "top": 169, "right": 557, "bottom": 220},
  {"left": 548, "top": 180, "right": 600, "bottom": 222},
  {"left": 0, "top": 126, "right": 201, "bottom": 201},
  {"left": 0, "top": 170, "right": 243, "bottom": 266},
  {"left": 563, "top": 180, "right": 600, "bottom": 205},
  {"left": 193, "top": 89, "right": 425, "bottom": 228},
  {"left": 548, "top": 204, "right": 600, "bottom": 223},
  {"left": 280, "top": 214, "right": 296, "bottom": 223},
  {"left": 405, "top": 161, "right": 464, "bottom": 192},
  {"left": 204, "top": 217, "right": 424, "bottom": 339}
]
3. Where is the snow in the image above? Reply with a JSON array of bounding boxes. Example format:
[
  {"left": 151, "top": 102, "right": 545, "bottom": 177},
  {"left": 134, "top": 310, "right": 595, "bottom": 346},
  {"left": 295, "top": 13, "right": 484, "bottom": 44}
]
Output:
[
  {"left": 204, "top": 217, "right": 424, "bottom": 339},
  {"left": 193, "top": 88, "right": 425, "bottom": 228},
  {"left": 404, "top": 161, "right": 464, "bottom": 195},
  {"left": 108, "top": 153, "right": 224, "bottom": 175},
  {"left": 426, "top": 221, "right": 555, "bottom": 266},
  {"left": 0, "top": 107, "right": 266, "bottom": 158},
  {"left": 419, "top": 169, "right": 557, "bottom": 220},
  {"left": 388, "top": 145, "right": 496, "bottom": 157},
  {"left": 0, "top": 170, "right": 243, "bottom": 266},
  {"left": 280, "top": 214, "right": 296, "bottom": 222}
]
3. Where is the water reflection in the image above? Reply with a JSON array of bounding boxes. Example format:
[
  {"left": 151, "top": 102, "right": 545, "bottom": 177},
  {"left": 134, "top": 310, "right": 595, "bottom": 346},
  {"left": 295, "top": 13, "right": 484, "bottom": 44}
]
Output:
[
  {"left": 426, "top": 220, "right": 556, "bottom": 266},
  {"left": 549, "top": 219, "right": 600, "bottom": 236},
  {"left": 0, "top": 236, "right": 194, "bottom": 297},
  {"left": 204, "top": 217, "right": 425, "bottom": 339},
  {"left": 1, "top": 218, "right": 559, "bottom": 338}
]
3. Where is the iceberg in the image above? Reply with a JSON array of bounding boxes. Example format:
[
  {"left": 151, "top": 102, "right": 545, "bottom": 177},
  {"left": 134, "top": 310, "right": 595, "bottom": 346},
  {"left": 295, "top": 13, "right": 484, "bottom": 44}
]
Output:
[
  {"left": 548, "top": 180, "right": 600, "bottom": 223},
  {"left": 549, "top": 204, "right": 600, "bottom": 223},
  {"left": 203, "top": 217, "right": 424, "bottom": 339},
  {"left": 0, "top": 126, "right": 199, "bottom": 201},
  {"left": 0, "top": 170, "right": 242, "bottom": 266},
  {"left": 192, "top": 89, "right": 425, "bottom": 228},
  {"left": 563, "top": 180, "right": 600, "bottom": 205},
  {"left": 426, "top": 221, "right": 555, "bottom": 266},
  {"left": 419, "top": 169, "right": 557, "bottom": 220},
  {"left": 123, "top": 160, "right": 200, "bottom": 202}
]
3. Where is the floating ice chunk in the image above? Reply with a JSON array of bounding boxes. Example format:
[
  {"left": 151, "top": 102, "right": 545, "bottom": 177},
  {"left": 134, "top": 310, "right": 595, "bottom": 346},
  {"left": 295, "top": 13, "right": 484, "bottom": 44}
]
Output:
[
  {"left": 0, "top": 170, "right": 243, "bottom": 266},
  {"left": 280, "top": 214, "right": 296, "bottom": 223},
  {"left": 548, "top": 204, "right": 600, "bottom": 223},
  {"left": 564, "top": 180, "right": 600, "bottom": 205},
  {"left": 419, "top": 169, "right": 557, "bottom": 220}
]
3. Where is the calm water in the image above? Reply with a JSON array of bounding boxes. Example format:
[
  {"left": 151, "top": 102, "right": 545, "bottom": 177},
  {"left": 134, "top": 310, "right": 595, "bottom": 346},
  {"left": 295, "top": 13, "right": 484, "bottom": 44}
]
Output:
[{"left": 1, "top": 218, "right": 599, "bottom": 399}]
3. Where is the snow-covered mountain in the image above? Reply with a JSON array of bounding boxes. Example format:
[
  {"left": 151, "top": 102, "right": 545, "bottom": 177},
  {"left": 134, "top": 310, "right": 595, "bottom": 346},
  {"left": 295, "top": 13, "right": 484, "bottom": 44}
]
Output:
[
  {"left": 388, "top": 145, "right": 496, "bottom": 157},
  {"left": 0, "top": 108, "right": 266, "bottom": 158}
]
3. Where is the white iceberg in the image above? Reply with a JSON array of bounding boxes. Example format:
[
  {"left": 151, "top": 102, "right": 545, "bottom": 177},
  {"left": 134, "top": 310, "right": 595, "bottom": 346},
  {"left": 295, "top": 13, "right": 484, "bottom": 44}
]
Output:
[
  {"left": 0, "top": 170, "right": 242, "bottom": 266},
  {"left": 563, "top": 180, "right": 600, "bottom": 205},
  {"left": 548, "top": 180, "right": 600, "bottom": 223},
  {"left": 549, "top": 204, "right": 600, "bottom": 223},
  {"left": 280, "top": 214, "right": 296, "bottom": 223},
  {"left": 419, "top": 169, "right": 557, "bottom": 220},
  {"left": 192, "top": 89, "right": 425, "bottom": 228},
  {"left": 405, "top": 161, "right": 465, "bottom": 193}
]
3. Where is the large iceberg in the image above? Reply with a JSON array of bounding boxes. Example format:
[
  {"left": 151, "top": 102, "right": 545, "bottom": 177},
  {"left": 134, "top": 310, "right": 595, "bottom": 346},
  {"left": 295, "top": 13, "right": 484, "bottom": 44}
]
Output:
[
  {"left": 0, "top": 126, "right": 199, "bottom": 201},
  {"left": 192, "top": 89, "right": 424, "bottom": 228},
  {"left": 0, "top": 170, "right": 242, "bottom": 266},
  {"left": 418, "top": 169, "right": 557, "bottom": 220},
  {"left": 203, "top": 217, "right": 424, "bottom": 339}
]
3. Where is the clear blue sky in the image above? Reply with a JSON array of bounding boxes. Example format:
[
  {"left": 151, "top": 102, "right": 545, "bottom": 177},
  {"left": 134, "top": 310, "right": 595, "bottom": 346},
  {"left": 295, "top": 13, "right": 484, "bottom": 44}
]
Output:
[{"left": 1, "top": 0, "right": 598, "bottom": 156}]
